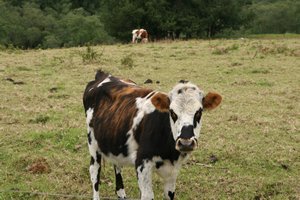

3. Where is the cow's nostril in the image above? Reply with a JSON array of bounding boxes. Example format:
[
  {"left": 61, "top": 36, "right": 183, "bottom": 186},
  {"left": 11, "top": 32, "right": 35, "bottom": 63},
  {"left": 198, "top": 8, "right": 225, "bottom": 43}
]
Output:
[{"left": 176, "top": 139, "right": 196, "bottom": 152}]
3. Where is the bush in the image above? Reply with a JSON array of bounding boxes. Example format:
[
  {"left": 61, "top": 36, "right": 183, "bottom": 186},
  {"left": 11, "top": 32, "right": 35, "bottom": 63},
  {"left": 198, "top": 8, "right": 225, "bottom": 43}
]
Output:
[
  {"left": 42, "top": 35, "right": 62, "bottom": 49},
  {"left": 81, "top": 45, "right": 103, "bottom": 63},
  {"left": 56, "top": 13, "right": 114, "bottom": 47},
  {"left": 0, "top": 2, "right": 114, "bottom": 49}
]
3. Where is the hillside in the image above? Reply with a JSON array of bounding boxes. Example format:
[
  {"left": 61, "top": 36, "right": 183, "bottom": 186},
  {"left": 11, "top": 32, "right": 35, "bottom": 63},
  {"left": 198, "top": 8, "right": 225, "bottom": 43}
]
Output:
[{"left": 0, "top": 39, "right": 299, "bottom": 199}]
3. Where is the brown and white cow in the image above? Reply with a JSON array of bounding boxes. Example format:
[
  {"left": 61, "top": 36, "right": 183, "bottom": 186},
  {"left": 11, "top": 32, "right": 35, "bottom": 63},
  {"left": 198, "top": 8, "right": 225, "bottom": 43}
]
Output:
[
  {"left": 132, "top": 29, "right": 148, "bottom": 43},
  {"left": 83, "top": 71, "right": 222, "bottom": 200}
]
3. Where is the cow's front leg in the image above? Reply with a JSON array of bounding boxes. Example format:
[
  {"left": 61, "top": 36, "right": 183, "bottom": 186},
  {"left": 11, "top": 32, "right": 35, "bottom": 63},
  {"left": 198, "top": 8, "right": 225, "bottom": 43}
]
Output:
[
  {"left": 114, "top": 165, "right": 126, "bottom": 199},
  {"left": 156, "top": 164, "right": 178, "bottom": 200},
  {"left": 163, "top": 176, "right": 177, "bottom": 200},
  {"left": 136, "top": 160, "right": 154, "bottom": 200}
]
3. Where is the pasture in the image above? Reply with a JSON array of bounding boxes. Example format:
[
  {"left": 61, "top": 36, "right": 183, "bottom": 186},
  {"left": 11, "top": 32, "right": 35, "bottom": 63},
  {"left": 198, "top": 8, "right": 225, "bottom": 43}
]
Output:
[{"left": 0, "top": 38, "right": 299, "bottom": 199}]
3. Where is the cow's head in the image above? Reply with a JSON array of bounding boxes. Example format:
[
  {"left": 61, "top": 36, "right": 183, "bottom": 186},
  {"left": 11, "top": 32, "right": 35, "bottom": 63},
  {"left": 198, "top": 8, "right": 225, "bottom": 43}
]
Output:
[{"left": 168, "top": 81, "right": 222, "bottom": 153}]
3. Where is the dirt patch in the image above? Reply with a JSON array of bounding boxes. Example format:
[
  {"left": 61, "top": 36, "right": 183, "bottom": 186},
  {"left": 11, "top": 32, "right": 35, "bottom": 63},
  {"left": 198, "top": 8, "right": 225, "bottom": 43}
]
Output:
[{"left": 26, "top": 158, "right": 51, "bottom": 174}]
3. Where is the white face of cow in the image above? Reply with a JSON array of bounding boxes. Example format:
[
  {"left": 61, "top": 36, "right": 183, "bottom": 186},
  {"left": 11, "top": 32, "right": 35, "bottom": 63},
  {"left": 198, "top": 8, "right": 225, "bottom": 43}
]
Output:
[{"left": 168, "top": 82, "right": 222, "bottom": 153}]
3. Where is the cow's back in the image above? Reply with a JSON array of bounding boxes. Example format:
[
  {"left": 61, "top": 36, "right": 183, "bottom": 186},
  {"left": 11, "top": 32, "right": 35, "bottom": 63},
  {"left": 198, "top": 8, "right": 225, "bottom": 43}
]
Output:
[{"left": 83, "top": 71, "right": 153, "bottom": 162}]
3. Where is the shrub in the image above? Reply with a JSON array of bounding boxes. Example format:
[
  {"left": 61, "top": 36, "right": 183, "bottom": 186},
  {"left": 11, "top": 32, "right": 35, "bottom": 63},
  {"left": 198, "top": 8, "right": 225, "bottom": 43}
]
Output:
[{"left": 81, "top": 45, "right": 103, "bottom": 63}]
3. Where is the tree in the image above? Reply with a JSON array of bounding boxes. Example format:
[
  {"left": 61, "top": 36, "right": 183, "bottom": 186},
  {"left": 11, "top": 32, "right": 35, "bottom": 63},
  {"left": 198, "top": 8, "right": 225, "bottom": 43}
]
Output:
[{"left": 250, "top": 0, "right": 300, "bottom": 34}]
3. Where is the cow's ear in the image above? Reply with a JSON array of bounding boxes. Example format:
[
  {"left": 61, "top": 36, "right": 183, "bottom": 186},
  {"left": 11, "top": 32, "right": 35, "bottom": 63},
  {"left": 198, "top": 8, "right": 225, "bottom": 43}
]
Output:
[
  {"left": 203, "top": 92, "right": 222, "bottom": 110},
  {"left": 151, "top": 92, "right": 170, "bottom": 112}
]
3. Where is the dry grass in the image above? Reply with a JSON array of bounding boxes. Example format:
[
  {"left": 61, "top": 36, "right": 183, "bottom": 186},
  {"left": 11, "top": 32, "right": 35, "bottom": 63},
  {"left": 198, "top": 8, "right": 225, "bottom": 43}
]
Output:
[{"left": 0, "top": 38, "right": 299, "bottom": 199}]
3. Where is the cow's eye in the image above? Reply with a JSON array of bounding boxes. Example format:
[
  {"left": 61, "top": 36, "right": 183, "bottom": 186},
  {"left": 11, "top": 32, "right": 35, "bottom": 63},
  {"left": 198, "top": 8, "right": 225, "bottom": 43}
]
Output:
[
  {"left": 193, "top": 109, "right": 202, "bottom": 126},
  {"left": 169, "top": 109, "right": 178, "bottom": 122}
]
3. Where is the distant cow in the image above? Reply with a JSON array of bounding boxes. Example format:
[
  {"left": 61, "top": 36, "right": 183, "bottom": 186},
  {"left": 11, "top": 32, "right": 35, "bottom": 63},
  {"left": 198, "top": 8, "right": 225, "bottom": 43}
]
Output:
[
  {"left": 132, "top": 29, "right": 148, "bottom": 43},
  {"left": 83, "top": 71, "right": 222, "bottom": 200}
]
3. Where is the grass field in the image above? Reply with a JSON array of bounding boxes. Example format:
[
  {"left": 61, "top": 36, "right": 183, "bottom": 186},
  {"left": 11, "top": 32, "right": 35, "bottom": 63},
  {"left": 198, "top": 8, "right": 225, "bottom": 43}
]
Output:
[{"left": 0, "top": 38, "right": 299, "bottom": 200}]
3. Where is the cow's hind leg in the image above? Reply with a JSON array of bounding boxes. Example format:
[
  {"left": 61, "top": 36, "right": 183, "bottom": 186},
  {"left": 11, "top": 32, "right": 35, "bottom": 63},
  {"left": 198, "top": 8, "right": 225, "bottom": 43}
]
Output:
[
  {"left": 87, "top": 129, "right": 101, "bottom": 199},
  {"left": 89, "top": 149, "right": 101, "bottom": 200},
  {"left": 86, "top": 108, "right": 101, "bottom": 200},
  {"left": 114, "top": 165, "right": 126, "bottom": 199}
]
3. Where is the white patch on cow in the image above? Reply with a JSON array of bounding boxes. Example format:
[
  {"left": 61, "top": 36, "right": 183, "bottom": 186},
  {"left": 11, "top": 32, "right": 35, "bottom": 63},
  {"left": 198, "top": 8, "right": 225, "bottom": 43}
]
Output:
[
  {"left": 86, "top": 108, "right": 94, "bottom": 128},
  {"left": 115, "top": 166, "right": 122, "bottom": 174},
  {"left": 116, "top": 189, "right": 126, "bottom": 198},
  {"left": 119, "top": 94, "right": 158, "bottom": 165},
  {"left": 88, "top": 87, "right": 94, "bottom": 92},
  {"left": 86, "top": 108, "right": 101, "bottom": 200},
  {"left": 169, "top": 83, "right": 204, "bottom": 140},
  {"left": 90, "top": 161, "right": 100, "bottom": 200},
  {"left": 136, "top": 94, "right": 156, "bottom": 114},
  {"left": 153, "top": 155, "right": 189, "bottom": 199},
  {"left": 146, "top": 91, "right": 156, "bottom": 99},
  {"left": 153, "top": 156, "right": 185, "bottom": 179},
  {"left": 132, "top": 29, "right": 139, "bottom": 35},
  {"left": 125, "top": 134, "right": 138, "bottom": 164},
  {"left": 132, "top": 29, "right": 139, "bottom": 43},
  {"left": 120, "top": 79, "right": 136, "bottom": 86},
  {"left": 137, "top": 160, "right": 154, "bottom": 200},
  {"left": 86, "top": 108, "right": 99, "bottom": 161},
  {"left": 97, "top": 76, "right": 111, "bottom": 88}
]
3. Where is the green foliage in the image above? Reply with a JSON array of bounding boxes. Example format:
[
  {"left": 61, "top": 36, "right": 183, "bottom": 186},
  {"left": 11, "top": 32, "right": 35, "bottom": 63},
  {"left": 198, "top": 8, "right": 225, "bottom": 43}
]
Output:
[
  {"left": 100, "top": 0, "right": 250, "bottom": 40},
  {"left": 55, "top": 12, "right": 113, "bottom": 47},
  {"left": 249, "top": 0, "right": 300, "bottom": 34},
  {"left": 81, "top": 45, "right": 103, "bottom": 63},
  {"left": 0, "top": 1, "right": 112, "bottom": 49},
  {"left": 0, "top": 0, "right": 299, "bottom": 48}
]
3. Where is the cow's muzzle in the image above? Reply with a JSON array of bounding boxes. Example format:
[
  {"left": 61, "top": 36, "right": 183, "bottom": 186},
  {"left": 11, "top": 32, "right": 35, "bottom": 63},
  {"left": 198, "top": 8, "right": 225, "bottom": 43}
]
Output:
[
  {"left": 175, "top": 125, "right": 197, "bottom": 152},
  {"left": 176, "top": 138, "right": 197, "bottom": 152}
]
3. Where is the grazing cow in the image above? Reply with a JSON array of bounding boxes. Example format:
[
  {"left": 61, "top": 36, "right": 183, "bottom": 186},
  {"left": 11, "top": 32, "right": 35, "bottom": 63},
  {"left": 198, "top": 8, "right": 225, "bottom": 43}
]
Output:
[
  {"left": 83, "top": 71, "right": 222, "bottom": 200},
  {"left": 132, "top": 29, "right": 148, "bottom": 43}
]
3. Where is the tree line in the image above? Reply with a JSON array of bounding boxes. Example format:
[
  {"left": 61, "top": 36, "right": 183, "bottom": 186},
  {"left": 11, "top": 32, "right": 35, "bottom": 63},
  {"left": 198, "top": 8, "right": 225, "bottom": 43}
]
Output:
[{"left": 0, "top": 0, "right": 299, "bottom": 49}]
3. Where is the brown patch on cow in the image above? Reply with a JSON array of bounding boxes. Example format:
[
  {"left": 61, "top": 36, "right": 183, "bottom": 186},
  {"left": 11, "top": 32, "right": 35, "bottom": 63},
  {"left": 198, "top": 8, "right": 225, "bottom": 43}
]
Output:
[
  {"left": 140, "top": 30, "right": 148, "bottom": 39},
  {"left": 110, "top": 87, "right": 136, "bottom": 100},
  {"left": 203, "top": 92, "right": 222, "bottom": 110},
  {"left": 110, "top": 86, "right": 152, "bottom": 101},
  {"left": 94, "top": 86, "right": 153, "bottom": 142},
  {"left": 121, "top": 78, "right": 136, "bottom": 85},
  {"left": 151, "top": 92, "right": 170, "bottom": 112},
  {"left": 26, "top": 158, "right": 50, "bottom": 174}
]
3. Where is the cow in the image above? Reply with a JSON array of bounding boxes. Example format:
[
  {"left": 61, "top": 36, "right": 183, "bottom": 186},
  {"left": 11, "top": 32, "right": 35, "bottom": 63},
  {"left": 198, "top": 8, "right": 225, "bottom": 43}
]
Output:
[
  {"left": 83, "top": 70, "right": 222, "bottom": 200},
  {"left": 132, "top": 29, "right": 148, "bottom": 43}
]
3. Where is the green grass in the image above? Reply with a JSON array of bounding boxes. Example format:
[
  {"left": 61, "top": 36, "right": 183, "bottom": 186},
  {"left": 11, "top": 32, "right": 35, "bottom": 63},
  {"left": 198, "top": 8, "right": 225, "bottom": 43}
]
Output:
[
  {"left": 0, "top": 39, "right": 299, "bottom": 199},
  {"left": 247, "top": 33, "right": 300, "bottom": 39}
]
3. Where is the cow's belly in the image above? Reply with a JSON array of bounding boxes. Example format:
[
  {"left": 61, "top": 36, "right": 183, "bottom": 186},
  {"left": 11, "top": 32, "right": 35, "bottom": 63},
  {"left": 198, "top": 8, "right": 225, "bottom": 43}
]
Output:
[
  {"left": 101, "top": 151, "right": 136, "bottom": 166},
  {"left": 99, "top": 133, "right": 138, "bottom": 167}
]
